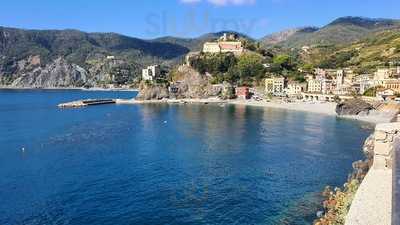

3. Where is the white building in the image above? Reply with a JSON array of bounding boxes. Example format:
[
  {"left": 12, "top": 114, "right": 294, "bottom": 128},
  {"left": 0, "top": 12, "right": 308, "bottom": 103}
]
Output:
[
  {"left": 374, "top": 68, "right": 392, "bottom": 80},
  {"left": 203, "top": 42, "right": 221, "bottom": 53},
  {"left": 142, "top": 65, "right": 161, "bottom": 81},
  {"left": 354, "top": 74, "right": 374, "bottom": 94}
]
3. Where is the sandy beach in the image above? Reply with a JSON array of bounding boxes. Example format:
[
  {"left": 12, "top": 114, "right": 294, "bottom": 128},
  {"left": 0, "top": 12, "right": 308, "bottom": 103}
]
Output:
[
  {"left": 116, "top": 98, "right": 397, "bottom": 124},
  {"left": 228, "top": 99, "right": 338, "bottom": 116}
]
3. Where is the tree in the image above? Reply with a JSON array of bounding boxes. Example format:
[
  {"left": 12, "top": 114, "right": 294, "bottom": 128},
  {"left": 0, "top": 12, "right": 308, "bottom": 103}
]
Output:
[{"left": 236, "top": 53, "right": 266, "bottom": 80}]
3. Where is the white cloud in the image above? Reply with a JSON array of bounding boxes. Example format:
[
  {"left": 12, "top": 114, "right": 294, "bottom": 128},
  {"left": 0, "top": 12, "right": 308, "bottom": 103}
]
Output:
[{"left": 180, "top": 0, "right": 256, "bottom": 6}]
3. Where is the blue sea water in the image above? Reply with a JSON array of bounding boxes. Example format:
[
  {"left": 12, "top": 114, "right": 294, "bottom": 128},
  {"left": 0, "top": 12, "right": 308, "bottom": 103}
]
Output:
[{"left": 0, "top": 89, "right": 373, "bottom": 225}]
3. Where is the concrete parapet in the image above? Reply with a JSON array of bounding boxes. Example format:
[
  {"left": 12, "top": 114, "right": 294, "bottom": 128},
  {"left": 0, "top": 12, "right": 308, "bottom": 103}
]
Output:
[
  {"left": 345, "top": 122, "right": 400, "bottom": 225},
  {"left": 373, "top": 122, "right": 400, "bottom": 170}
]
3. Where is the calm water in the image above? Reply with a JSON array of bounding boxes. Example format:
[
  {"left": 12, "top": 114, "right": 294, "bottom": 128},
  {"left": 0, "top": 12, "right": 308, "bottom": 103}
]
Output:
[{"left": 0, "top": 89, "right": 372, "bottom": 225}]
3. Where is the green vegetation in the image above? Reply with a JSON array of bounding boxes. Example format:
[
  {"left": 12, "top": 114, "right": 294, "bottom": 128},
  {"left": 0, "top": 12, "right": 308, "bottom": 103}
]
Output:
[
  {"left": 190, "top": 52, "right": 267, "bottom": 85},
  {"left": 363, "top": 86, "right": 382, "bottom": 97},
  {"left": 302, "top": 30, "right": 400, "bottom": 72},
  {"left": 189, "top": 48, "right": 304, "bottom": 86},
  {"left": 313, "top": 180, "right": 360, "bottom": 225}
]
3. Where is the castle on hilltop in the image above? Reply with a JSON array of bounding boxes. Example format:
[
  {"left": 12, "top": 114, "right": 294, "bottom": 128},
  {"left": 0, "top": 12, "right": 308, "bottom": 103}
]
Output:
[{"left": 202, "top": 33, "right": 244, "bottom": 55}]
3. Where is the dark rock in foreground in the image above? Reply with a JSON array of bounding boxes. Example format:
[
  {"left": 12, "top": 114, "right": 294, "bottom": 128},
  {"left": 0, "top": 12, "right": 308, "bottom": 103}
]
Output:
[{"left": 336, "top": 98, "right": 374, "bottom": 116}]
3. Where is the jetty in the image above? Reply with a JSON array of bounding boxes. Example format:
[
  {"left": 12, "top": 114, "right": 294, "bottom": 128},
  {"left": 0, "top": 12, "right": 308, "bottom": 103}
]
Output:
[{"left": 58, "top": 99, "right": 116, "bottom": 108}]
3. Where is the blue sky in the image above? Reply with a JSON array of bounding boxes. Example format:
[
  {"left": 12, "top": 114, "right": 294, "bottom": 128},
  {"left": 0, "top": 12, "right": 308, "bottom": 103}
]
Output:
[{"left": 0, "top": 0, "right": 399, "bottom": 39}]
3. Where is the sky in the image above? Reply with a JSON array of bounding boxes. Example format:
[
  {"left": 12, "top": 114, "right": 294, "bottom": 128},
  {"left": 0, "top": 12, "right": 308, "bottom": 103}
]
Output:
[{"left": 0, "top": 0, "right": 399, "bottom": 39}]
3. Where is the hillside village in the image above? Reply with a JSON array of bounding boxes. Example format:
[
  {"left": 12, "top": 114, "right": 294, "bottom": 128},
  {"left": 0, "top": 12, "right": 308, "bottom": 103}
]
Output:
[{"left": 139, "top": 33, "right": 400, "bottom": 103}]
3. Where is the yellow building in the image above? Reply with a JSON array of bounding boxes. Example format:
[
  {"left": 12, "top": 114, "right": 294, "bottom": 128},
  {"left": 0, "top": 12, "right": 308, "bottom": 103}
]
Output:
[
  {"left": 265, "top": 77, "right": 286, "bottom": 95},
  {"left": 307, "top": 79, "right": 322, "bottom": 93},
  {"left": 382, "top": 79, "right": 400, "bottom": 93}
]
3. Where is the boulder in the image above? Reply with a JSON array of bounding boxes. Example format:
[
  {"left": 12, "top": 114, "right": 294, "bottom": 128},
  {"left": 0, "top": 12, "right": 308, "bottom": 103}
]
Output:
[
  {"left": 335, "top": 98, "right": 374, "bottom": 116},
  {"left": 135, "top": 82, "right": 169, "bottom": 100}
]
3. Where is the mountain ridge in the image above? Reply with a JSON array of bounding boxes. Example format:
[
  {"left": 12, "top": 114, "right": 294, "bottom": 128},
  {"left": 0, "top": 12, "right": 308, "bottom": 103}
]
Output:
[
  {"left": 260, "top": 16, "right": 400, "bottom": 47},
  {"left": 1, "top": 16, "right": 400, "bottom": 88}
]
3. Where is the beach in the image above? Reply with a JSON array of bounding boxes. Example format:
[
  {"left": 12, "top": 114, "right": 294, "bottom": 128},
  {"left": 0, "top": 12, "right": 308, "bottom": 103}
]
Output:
[{"left": 116, "top": 98, "right": 398, "bottom": 124}]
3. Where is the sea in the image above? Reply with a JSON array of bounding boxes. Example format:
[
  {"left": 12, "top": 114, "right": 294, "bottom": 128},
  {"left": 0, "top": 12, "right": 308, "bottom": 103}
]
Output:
[{"left": 0, "top": 89, "right": 373, "bottom": 225}]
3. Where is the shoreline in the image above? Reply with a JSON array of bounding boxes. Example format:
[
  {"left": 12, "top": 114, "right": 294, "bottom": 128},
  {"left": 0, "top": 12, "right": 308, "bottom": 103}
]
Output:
[
  {"left": 0, "top": 86, "right": 138, "bottom": 92},
  {"left": 117, "top": 98, "right": 394, "bottom": 124}
]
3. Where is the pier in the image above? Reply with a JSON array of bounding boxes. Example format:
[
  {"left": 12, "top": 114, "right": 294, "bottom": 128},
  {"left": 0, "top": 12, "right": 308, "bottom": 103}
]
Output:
[{"left": 58, "top": 99, "right": 116, "bottom": 108}]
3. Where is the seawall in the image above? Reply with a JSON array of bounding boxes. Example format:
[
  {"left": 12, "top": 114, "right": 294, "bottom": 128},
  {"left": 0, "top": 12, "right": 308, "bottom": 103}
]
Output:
[{"left": 345, "top": 123, "right": 400, "bottom": 225}]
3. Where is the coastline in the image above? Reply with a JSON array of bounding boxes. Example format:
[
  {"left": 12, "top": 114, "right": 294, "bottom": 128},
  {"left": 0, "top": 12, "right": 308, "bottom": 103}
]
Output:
[
  {"left": 117, "top": 98, "right": 395, "bottom": 124},
  {"left": 228, "top": 99, "right": 338, "bottom": 116},
  {"left": 0, "top": 86, "right": 138, "bottom": 92}
]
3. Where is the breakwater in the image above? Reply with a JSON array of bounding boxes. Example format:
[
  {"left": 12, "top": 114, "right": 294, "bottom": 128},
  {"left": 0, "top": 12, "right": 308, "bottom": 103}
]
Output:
[{"left": 58, "top": 99, "right": 116, "bottom": 108}]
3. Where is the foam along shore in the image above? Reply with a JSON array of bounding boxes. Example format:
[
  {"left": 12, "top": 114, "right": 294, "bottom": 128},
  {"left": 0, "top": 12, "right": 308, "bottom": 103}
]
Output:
[
  {"left": 228, "top": 99, "right": 338, "bottom": 116},
  {"left": 117, "top": 98, "right": 396, "bottom": 124},
  {"left": 230, "top": 100, "right": 397, "bottom": 124},
  {"left": 117, "top": 98, "right": 336, "bottom": 115}
]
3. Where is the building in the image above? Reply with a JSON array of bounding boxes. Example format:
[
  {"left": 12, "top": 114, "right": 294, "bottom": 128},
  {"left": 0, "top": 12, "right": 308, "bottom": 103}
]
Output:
[
  {"left": 377, "top": 88, "right": 396, "bottom": 101},
  {"left": 142, "top": 65, "right": 161, "bottom": 81},
  {"left": 265, "top": 77, "right": 287, "bottom": 96},
  {"left": 301, "top": 46, "right": 310, "bottom": 53},
  {"left": 321, "top": 79, "right": 334, "bottom": 94},
  {"left": 382, "top": 79, "right": 400, "bottom": 93},
  {"left": 286, "top": 82, "right": 307, "bottom": 96},
  {"left": 354, "top": 74, "right": 374, "bottom": 94},
  {"left": 265, "top": 78, "right": 274, "bottom": 94},
  {"left": 219, "top": 41, "right": 244, "bottom": 53},
  {"left": 335, "top": 69, "right": 356, "bottom": 95},
  {"left": 236, "top": 87, "right": 250, "bottom": 99},
  {"left": 203, "top": 42, "right": 221, "bottom": 53},
  {"left": 307, "top": 79, "right": 322, "bottom": 93},
  {"left": 374, "top": 68, "right": 392, "bottom": 80},
  {"left": 203, "top": 33, "right": 244, "bottom": 54},
  {"left": 315, "top": 68, "right": 327, "bottom": 80},
  {"left": 336, "top": 69, "right": 345, "bottom": 89}
]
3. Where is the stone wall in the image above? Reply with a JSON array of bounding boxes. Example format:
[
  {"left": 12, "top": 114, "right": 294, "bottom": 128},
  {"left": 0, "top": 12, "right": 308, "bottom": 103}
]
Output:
[
  {"left": 373, "top": 123, "right": 400, "bottom": 170},
  {"left": 345, "top": 122, "right": 400, "bottom": 225}
]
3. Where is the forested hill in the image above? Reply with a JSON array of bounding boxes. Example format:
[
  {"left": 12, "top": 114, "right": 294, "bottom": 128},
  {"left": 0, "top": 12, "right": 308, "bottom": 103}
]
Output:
[{"left": 0, "top": 27, "right": 249, "bottom": 88}]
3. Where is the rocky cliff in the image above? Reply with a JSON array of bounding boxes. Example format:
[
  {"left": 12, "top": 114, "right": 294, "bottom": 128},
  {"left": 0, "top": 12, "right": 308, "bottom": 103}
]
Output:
[{"left": 136, "top": 65, "right": 235, "bottom": 100}]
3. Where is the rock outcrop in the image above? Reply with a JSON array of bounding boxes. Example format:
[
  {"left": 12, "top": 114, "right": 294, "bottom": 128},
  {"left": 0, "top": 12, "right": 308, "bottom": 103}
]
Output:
[
  {"left": 135, "top": 83, "right": 170, "bottom": 100},
  {"left": 336, "top": 98, "right": 400, "bottom": 123},
  {"left": 336, "top": 98, "right": 374, "bottom": 116},
  {"left": 136, "top": 65, "right": 235, "bottom": 100}
]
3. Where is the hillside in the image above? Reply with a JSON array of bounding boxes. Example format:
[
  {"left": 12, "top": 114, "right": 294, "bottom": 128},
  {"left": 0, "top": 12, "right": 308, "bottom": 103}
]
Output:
[
  {"left": 261, "top": 17, "right": 400, "bottom": 48},
  {"left": 261, "top": 27, "right": 318, "bottom": 46},
  {"left": 301, "top": 29, "right": 400, "bottom": 72},
  {"left": 0, "top": 28, "right": 252, "bottom": 88},
  {"left": 0, "top": 27, "right": 191, "bottom": 88}
]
